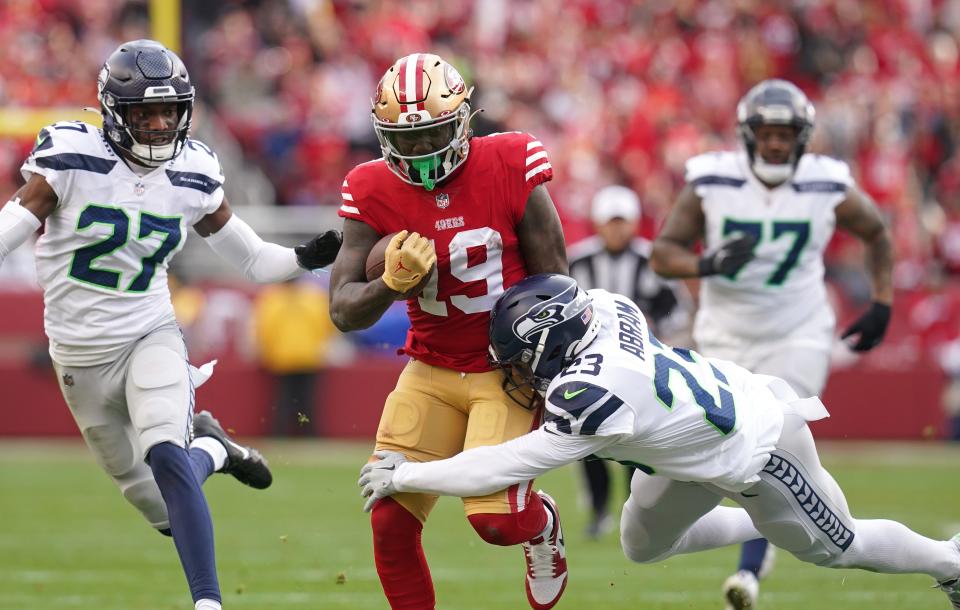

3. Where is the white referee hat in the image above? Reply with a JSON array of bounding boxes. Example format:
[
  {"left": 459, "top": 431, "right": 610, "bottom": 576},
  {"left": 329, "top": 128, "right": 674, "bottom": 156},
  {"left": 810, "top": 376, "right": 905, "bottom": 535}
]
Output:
[{"left": 591, "top": 185, "right": 641, "bottom": 224}]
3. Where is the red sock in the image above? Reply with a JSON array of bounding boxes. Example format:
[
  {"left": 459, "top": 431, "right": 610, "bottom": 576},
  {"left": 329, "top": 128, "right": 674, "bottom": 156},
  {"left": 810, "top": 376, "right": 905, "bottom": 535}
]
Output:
[
  {"left": 467, "top": 488, "right": 547, "bottom": 546},
  {"left": 370, "top": 497, "right": 435, "bottom": 610}
]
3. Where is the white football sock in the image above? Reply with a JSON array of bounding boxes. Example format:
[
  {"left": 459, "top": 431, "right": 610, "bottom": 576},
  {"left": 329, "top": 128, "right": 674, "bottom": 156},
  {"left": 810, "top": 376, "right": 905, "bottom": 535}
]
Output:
[
  {"left": 671, "top": 506, "right": 762, "bottom": 554},
  {"left": 191, "top": 436, "right": 228, "bottom": 471},
  {"left": 195, "top": 599, "right": 222, "bottom": 610},
  {"left": 830, "top": 519, "right": 960, "bottom": 581}
]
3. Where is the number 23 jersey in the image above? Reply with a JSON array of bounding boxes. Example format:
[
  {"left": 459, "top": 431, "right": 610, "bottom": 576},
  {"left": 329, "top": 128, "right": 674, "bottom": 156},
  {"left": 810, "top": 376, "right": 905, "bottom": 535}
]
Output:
[
  {"left": 542, "top": 289, "right": 786, "bottom": 491},
  {"left": 21, "top": 122, "right": 224, "bottom": 366},
  {"left": 339, "top": 132, "right": 553, "bottom": 372}
]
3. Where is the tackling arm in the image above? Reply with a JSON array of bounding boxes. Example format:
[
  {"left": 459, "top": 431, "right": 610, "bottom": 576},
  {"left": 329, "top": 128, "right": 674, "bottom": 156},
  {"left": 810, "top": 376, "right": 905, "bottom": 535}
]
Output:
[
  {"left": 517, "top": 185, "right": 569, "bottom": 275},
  {"left": 390, "top": 428, "right": 611, "bottom": 497},
  {"left": 328, "top": 218, "right": 399, "bottom": 331},
  {"left": 0, "top": 174, "right": 57, "bottom": 266}
]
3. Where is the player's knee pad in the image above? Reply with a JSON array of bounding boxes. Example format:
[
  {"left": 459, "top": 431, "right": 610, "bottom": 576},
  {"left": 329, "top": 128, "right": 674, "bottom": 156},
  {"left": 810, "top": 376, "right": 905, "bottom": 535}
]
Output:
[
  {"left": 619, "top": 509, "right": 676, "bottom": 564},
  {"left": 81, "top": 424, "right": 138, "bottom": 477},
  {"left": 120, "top": 477, "right": 169, "bottom": 530},
  {"left": 129, "top": 344, "right": 190, "bottom": 449},
  {"left": 760, "top": 518, "right": 841, "bottom": 566},
  {"left": 467, "top": 493, "right": 546, "bottom": 546}
]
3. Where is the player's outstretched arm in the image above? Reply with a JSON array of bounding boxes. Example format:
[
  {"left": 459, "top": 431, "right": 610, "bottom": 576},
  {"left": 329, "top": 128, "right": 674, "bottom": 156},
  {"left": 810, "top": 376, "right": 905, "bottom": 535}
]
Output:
[
  {"left": 195, "top": 197, "right": 341, "bottom": 282},
  {"left": 651, "top": 184, "right": 708, "bottom": 278},
  {"left": 836, "top": 186, "right": 895, "bottom": 351},
  {"left": 517, "top": 185, "right": 568, "bottom": 275},
  {"left": 0, "top": 174, "right": 57, "bottom": 267},
  {"left": 328, "top": 218, "right": 402, "bottom": 331},
  {"left": 360, "top": 428, "right": 610, "bottom": 508}
]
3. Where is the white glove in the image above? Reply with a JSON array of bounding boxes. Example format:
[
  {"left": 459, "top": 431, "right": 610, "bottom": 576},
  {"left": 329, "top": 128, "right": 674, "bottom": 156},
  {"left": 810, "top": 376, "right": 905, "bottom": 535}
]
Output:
[{"left": 358, "top": 450, "right": 408, "bottom": 512}]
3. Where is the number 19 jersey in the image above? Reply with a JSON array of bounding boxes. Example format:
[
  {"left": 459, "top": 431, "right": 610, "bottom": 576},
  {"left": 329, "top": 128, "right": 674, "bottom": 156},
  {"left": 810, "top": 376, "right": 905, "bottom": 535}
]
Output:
[
  {"left": 686, "top": 151, "right": 852, "bottom": 344},
  {"left": 339, "top": 132, "right": 553, "bottom": 372},
  {"left": 21, "top": 122, "right": 225, "bottom": 366}
]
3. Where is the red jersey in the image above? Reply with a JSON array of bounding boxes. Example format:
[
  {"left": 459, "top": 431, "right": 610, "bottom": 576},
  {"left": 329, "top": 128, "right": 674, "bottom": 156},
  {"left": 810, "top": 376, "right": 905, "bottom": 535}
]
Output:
[{"left": 339, "top": 132, "right": 554, "bottom": 372}]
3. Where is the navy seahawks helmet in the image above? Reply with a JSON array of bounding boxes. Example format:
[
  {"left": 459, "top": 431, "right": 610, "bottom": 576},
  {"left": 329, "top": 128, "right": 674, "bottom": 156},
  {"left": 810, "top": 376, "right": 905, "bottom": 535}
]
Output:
[
  {"left": 736, "top": 79, "right": 815, "bottom": 182},
  {"left": 98, "top": 39, "right": 194, "bottom": 167},
  {"left": 489, "top": 274, "right": 601, "bottom": 407}
]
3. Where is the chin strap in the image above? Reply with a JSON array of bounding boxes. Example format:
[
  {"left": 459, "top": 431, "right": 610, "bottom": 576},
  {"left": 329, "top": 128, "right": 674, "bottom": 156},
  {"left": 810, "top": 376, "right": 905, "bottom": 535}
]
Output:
[{"left": 412, "top": 157, "right": 437, "bottom": 191}]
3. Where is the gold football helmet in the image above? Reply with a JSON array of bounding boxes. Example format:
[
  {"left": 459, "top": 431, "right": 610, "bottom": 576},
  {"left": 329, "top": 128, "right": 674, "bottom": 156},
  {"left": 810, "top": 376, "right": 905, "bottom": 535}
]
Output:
[{"left": 372, "top": 53, "right": 475, "bottom": 190}]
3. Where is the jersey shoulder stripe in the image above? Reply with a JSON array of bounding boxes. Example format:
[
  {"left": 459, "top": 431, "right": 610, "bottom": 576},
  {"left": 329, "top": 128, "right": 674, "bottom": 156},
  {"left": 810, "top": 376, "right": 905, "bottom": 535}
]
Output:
[
  {"left": 545, "top": 380, "right": 627, "bottom": 436},
  {"left": 166, "top": 169, "right": 222, "bottom": 194},
  {"left": 790, "top": 181, "right": 847, "bottom": 193},
  {"left": 548, "top": 381, "right": 608, "bottom": 417},
  {"left": 580, "top": 395, "right": 625, "bottom": 435},
  {"left": 34, "top": 153, "right": 116, "bottom": 174},
  {"left": 691, "top": 175, "right": 746, "bottom": 188}
]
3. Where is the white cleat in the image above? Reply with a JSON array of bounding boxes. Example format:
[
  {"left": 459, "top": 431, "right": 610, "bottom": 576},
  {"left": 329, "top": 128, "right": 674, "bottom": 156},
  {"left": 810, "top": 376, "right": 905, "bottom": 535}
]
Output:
[
  {"left": 521, "top": 491, "right": 568, "bottom": 610},
  {"left": 723, "top": 570, "right": 759, "bottom": 610}
]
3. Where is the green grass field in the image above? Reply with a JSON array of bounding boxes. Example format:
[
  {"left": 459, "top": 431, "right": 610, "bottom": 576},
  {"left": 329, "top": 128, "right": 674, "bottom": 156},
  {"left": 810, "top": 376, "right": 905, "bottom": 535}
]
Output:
[{"left": 1, "top": 439, "right": 958, "bottom": 610}]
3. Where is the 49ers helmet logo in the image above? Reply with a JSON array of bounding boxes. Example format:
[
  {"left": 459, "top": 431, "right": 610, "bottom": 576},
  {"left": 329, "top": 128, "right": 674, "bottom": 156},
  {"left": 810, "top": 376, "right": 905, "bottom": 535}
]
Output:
[{"left": 444, "top": 63, "right": 465, "bottom": 95}]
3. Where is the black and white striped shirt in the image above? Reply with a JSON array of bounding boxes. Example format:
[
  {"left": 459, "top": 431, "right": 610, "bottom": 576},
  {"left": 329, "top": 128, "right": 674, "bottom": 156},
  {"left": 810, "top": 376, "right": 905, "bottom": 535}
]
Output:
[{"left": 568, "top": 236, "right": 690, "bottom": 337}]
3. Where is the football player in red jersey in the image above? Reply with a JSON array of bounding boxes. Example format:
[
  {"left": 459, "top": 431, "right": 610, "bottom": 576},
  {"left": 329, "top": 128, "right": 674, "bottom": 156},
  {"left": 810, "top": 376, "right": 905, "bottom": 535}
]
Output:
[{"left": 329, "top": 53, "right": 570, "bottom": 610}]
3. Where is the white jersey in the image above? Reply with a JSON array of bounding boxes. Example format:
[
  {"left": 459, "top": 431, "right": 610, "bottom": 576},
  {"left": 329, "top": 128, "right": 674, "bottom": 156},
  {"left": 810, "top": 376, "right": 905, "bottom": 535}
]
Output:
[
  {"left": 392, "top": 289, "right": 793, "bottom": 497},
  {"left": 21, "top": 121, "right": 225, "bottom": 366},
  {"left": 537, "top": 290, "right": 784, "bottom": 491},
  {"left": 687, "top": 150, "right": 851, "bottom": 345}
]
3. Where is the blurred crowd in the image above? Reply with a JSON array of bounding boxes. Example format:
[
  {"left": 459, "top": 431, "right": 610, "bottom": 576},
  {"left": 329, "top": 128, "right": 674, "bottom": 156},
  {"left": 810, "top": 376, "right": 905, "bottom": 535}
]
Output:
[{"left": 2, "top": 0, "right": 960, "bottom": 377}]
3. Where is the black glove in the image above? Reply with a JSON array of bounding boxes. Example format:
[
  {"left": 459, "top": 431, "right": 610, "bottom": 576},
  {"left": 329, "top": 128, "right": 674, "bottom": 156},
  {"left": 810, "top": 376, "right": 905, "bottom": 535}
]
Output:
[
  {"left": 698, "top": 233, "right": 758, "bottom": 277},
  {"left": 841, "top": 301, "right": 891, "bottom": 352},
  {"left": 295, "top": 230, "right": 342, "bottom": 270}
]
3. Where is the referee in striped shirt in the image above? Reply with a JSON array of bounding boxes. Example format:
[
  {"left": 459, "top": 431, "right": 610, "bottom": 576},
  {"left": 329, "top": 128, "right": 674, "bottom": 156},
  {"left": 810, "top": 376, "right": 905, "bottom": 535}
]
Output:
[{"left": 568, "top": 185, "right": 691, "bottom": 538}]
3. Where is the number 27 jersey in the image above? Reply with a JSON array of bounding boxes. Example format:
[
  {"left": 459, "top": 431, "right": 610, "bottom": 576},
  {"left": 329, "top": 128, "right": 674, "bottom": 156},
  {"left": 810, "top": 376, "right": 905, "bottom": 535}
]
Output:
[
  {"left": 21, "top": 122, "right": 224, "bottom": 366},
  {"left": 339, "top": 132, "right": 553, "bottom": 372}
]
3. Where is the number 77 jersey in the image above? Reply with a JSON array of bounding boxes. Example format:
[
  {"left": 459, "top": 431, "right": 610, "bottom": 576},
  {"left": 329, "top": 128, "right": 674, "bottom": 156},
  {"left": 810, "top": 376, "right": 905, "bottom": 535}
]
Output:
[
  {"left": 686, "top": 150, "right": 853, "bottom": 342},
  {"left": 21, "top": 121, "right": 225, "bottom": 366},
  {"left": 340, "top": 131, "right": 553, "bottom": 372}
]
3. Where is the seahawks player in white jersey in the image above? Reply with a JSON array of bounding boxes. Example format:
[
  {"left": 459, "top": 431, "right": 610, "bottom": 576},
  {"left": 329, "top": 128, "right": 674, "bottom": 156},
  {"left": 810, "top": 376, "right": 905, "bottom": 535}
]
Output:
[
  {"left": 650, "top": 79, "right": 894, "bottom": 609},
  {"left": 360, "top": 274, "right": 960, "bottom": 609},
  {"left": 0, "top": 40, "right": 340, "bottom": 610}
]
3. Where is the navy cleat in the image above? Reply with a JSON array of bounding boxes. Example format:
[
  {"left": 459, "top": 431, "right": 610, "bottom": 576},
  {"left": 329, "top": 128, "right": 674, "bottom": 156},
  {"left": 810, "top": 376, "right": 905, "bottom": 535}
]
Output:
[{"left": 192, "top": 410, "right": 273, "bottom": 489}]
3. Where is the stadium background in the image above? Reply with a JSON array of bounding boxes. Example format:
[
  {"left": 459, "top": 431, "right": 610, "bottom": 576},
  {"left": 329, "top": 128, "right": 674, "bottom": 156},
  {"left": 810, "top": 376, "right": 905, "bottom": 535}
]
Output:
[{"left": 3, "top": 1, "right": 960, "bottom": 609}]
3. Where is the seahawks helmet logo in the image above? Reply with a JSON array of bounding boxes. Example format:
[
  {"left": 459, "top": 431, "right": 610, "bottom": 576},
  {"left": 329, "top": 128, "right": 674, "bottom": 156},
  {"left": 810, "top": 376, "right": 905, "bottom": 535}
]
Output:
[
  {"left": 511, "top": 284, "right": 587, "bottom": 342},
  {"left": 512, "top": 303, "right": 565, "bottom": 342}
]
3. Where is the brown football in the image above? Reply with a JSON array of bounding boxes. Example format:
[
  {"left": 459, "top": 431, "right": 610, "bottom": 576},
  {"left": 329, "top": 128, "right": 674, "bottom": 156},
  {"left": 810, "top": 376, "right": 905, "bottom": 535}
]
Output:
[
  {"left": 365, "top": 232, "right": 399, "bottom": 282},
  {"left": 365, "top": 232, "right": 432, "bottom": 299}
]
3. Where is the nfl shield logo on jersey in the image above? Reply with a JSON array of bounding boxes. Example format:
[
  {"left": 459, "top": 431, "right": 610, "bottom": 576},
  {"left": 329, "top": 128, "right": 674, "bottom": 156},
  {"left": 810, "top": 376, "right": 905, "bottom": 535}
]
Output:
[
  {"left": 435, "top": 193, "right": 450, "bottom": 209},
  {"left": 62, "top": 374, "right": 74, "bottom": 387}
]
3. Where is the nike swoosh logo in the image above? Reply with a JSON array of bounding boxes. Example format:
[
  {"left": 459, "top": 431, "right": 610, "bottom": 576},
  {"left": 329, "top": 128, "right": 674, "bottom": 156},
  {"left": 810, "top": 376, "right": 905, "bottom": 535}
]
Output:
[
  {"left": 741, "top": 492, "right": 759, "bottom": 498},
  {"left": 564, "top": 387, "right": 588, "bottom": 400}
]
